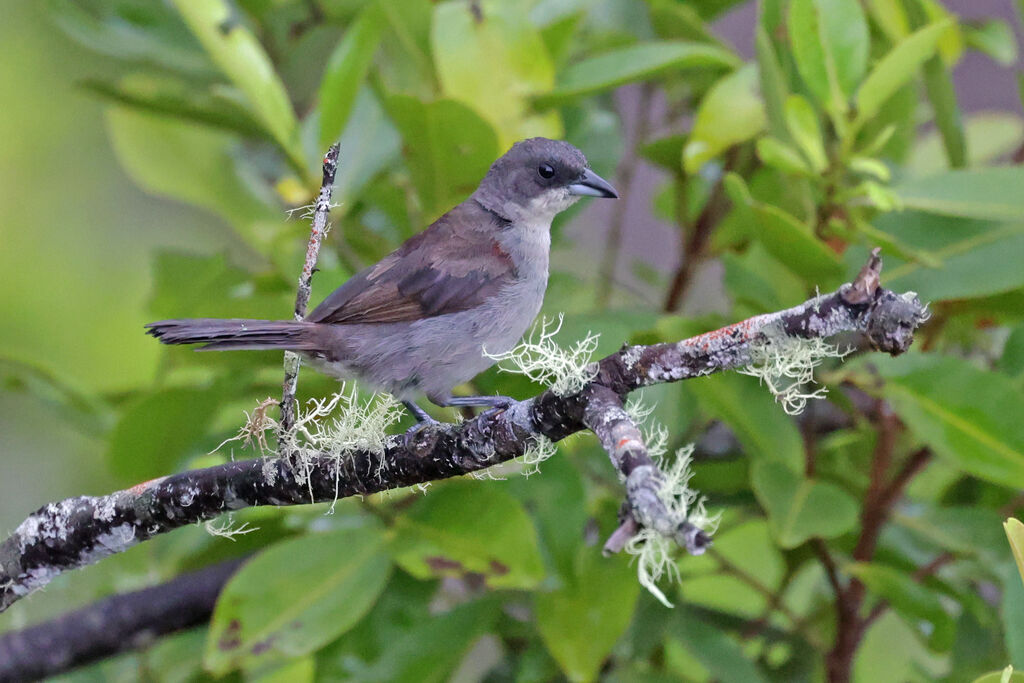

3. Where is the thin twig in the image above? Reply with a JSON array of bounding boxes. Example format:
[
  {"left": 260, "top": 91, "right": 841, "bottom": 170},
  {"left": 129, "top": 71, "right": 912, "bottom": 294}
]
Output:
[
  {"left": 813, "top": 538, "right": 846, "bottom": 609},
  {"left": 662, "top": 149, "right": 736, "bottom": 312},
  {"left": 279, "top": 144, "right": 340, "bottom": 435},
  {"left": 596, "top": 84, "right": 653, "bottom": 309}
]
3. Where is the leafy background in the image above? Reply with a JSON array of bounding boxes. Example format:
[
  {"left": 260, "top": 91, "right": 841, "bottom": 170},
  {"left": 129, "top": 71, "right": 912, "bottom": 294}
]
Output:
[{"left": 2, "top": 0, "right": 1024, "bottom": 681}]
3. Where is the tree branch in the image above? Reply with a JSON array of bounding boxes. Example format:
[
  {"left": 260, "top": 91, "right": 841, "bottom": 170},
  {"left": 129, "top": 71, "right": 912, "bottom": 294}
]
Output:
[
  {"left": 0, "top": 249, "right": 927, "bottom": 613},
  {"left": 0, "top": 558, "right": 245, "bottom": 682}
]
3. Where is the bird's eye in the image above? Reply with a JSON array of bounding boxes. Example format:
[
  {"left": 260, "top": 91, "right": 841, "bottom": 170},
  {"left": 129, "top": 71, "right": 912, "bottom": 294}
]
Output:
[{"left": 538, "top": 163, "right": 555, "bottom": 179}]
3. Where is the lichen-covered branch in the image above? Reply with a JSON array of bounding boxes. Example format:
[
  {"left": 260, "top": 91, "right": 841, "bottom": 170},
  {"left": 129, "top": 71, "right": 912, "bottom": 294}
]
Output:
[
  {"left": 280, "top": 144, "right": 340, "bottom": 434},
  {"left": 582, "top": 385, "right": 710, "bottom": 557},
  {"left": 0, "top": 250, "right": 927, "bottom": 613}
]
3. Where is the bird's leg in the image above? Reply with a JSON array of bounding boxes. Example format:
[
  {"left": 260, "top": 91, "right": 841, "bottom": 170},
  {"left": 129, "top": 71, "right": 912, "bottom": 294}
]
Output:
[
  {"left": 402, "top": 400, "right": 437, "bottom": 424},
  {"left": 432, "top": 395, "right": 516, "bottom": 422}
]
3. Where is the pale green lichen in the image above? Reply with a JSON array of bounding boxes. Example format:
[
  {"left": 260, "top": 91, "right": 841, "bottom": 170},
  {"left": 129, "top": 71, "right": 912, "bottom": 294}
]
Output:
[
  {"left": 204, "top": 515, "right": 258, "bottom": 540},
  {"left": 739, "top": 336, "right": 850, "bottom": 415},
  {"left": 626, "top": 393, "right": 669, "bottom": 461},
  {"left": 486, "top": 314, "right": 599, "bottom": 397},
  {"left": 519, "top": 434, "right": 557, "bottom": 477},
  {"left": 215, "top": 384, "right": 402, "bottom": 501},
  {"left": 624, "top": 445, "right": 719, "bottom": 608}
]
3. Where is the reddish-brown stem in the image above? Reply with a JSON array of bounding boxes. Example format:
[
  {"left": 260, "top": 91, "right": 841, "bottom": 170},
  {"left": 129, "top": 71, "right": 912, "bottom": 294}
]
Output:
[
  {"left": 595, "top": 84, "right": 654, "bottom": 310},
  {"left": 662, "top": 156, "right": 734, "bottom": 312},
  {"left": 823, "top": 401, "right": 934, "bottom": 683}
]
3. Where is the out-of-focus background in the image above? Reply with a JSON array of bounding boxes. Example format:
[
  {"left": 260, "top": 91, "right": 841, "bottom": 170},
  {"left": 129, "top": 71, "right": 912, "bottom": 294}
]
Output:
[{"left": 3, "top": 1, "right": 1024, "bottom": 681}]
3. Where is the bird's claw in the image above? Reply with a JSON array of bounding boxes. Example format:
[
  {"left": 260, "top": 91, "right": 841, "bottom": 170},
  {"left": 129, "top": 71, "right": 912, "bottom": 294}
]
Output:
[{"left": 404, "top": 419, "right": 440, "bottom": 452}]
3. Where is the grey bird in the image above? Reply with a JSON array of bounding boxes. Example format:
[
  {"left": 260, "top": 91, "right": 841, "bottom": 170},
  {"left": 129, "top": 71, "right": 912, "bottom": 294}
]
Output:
[{"left": 146, "top": 137, "right": 618, "bottom": 422}]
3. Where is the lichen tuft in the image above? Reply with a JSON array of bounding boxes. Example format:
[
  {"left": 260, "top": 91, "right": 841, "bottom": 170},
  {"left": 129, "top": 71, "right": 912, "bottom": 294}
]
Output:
[{"left": 486, "top": 314, "right": 599, "bottom": 396}]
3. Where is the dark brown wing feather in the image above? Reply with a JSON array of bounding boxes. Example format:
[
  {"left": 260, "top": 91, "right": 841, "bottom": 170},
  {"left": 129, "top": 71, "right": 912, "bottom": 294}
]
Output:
[{"left": 306, "top": 200, "right": 515, "bottom": 325}]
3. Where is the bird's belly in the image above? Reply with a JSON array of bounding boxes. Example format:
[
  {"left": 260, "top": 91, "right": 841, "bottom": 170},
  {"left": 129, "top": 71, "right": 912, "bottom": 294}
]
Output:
[{"left": 308, "top": 276, "right": 547, "bottom": 401}]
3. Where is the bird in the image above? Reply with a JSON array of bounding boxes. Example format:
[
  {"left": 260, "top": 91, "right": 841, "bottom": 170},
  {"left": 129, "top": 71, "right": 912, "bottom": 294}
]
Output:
[{"left": 146, "top": 137, "right": 618, "bottom": 423}]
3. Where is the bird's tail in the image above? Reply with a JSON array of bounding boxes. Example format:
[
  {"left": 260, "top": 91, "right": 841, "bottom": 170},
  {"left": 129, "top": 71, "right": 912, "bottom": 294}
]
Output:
[{"left": 145, "top": 318, "right": 321, "bottom": 352}]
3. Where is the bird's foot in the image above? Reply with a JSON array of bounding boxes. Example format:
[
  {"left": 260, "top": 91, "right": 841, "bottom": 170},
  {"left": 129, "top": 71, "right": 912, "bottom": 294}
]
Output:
[
  {"left": 436, "top": 395, "right": 515, "bottom": 409},
  {"left": 403, "top": 419, "right": 441, "bottom": 452},
  {"left": 402, "top": 400, "right": 442, "bottom": 452}
]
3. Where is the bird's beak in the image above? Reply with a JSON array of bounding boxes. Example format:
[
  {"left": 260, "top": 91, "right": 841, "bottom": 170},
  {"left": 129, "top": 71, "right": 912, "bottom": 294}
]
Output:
[{"left": 567, "top": 168, "right": 619, "bottom": 198}]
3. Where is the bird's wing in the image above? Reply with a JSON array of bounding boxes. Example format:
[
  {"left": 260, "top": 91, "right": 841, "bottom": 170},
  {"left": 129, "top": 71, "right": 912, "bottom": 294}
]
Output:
[{"left": 306, "top": 203, "right": 516, "bottom": 325}]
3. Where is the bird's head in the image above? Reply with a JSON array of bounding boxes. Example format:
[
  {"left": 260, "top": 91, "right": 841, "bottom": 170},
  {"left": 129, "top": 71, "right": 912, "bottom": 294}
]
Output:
[{"left": 473, "top": 137, "right": 618, "bottom": 224}]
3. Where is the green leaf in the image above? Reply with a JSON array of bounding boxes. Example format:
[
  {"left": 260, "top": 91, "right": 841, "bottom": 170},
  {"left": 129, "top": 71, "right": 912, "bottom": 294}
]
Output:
[
  {"left": 250, "top": 657, "right": 315, "bottom": 683},
  {"left": 689, "top": 371, "right": 803, "bottom": 471},
  {"left": 205, "top": 525, "right": 391, "bottom": 674},
  {"left": 751, "top": 460, "right": 859, "bottom": 548},
  {"left": 49, "top": 0, "right": 214, "bottom": 76},
  {"left": 148, "top": 251, "right": 287, "bottom": 320},
  {"left": 755, "top": 137, "right": 812, "bottom": 176},
  {"left": 723, "top": 173, "right": 844, "bottom": 284},
  {"left": 647, "top": 0, "right": 724, "bottom": 45},
  {"left": 107, "top": 387, "right": 221, "bottom": 482},
  {"left": 432, "top": 0, "right": 560, "bottom": 147},
  {"left": 82, "top": 74, "right": 272, "bottom": 142},
  {"left": 855, "top": 19, "right": 953, "bottom": 126},
  {"left": 1000, "top": 561, "right": 1024, "bottom": 679},
  {"left": 384, "top": 96, "right": 499, "bottom": 221},
  {"left": 535, "top": 548, "right": 640, "bottom": 682},
  {"left": 896, "top": 506, "right": 1006, "bottom": 560},
  {"left": 0, "top": 357, "right": 113, "bottom": 437},
  {"left": 788, "top": 0, "right": 869, "bottom": 114},
  {"left": 684, "top": 519, "right": 786, "bottom": 590},
  {"left": 755, "top": 26, "right": 790, "bottom": 141},
  {"left": 685, "top": 0, "right": 749, "bottom": 20},
  {"left": 144, "top": 628, "right": 208, "bottom": 683},
  {"left": 863, "top": 354, "right": 1024, "bottom": 488},
  {"left": 785, "top": 95, "right": 828, "bottom": 173},
  {"left": 908, "top": 113, "right": 1024, "bottom": 176},
  {"left": 391, "top": 480, "right": 545, "bottom": 589},
  {"left": 722, "top": 244, "right": 807, "bottom": 313},
  {"left": 748, "top": 202, "right": 845, "bottom": 284},
  {"left": 865, "top": 0, "right": 910, "bottom": 41},
  {"left": 335, "top": 598, "right": 499, "bottom": 682},
  {"left": 683, "top": 64, "right": 765, "bottom": 173},
  {"left": 171, "top": 0, "right": 302, "bottom": 173},
  {"left": 318, "top": 4, "right": 383, "bottom": 148},
  {"left": 105, "top": 107, "right": 283, "bottom": 264},
  {"left": 970, "top": 669, "right": 1024, "bottom": 683},
  {"left": 848, "top": 562, "right": 954, "bottom": 650},
  {"left": 376, "top": 0, "right": 436, "bottom": 98},
  {"left": 964, "top": 20, "right": 1018, "bottom": 67},
  {"left": 640, "top": 135, "right": 687, "bottom": 173},
  {"left": 894, "top": 167, "right": 1024, "bottom": 221},
  {"left": 670, "top": 608, "right": 770, "bottom": 683},
  {"left": 873, "top": 218, "right": 1024, "bottom": 302},
  {"left": 679, "top": 573, "right": 767, "bottom": 618},
  {"left": 853, "top": 612, "right": 942, "bottom": 682},
  {"left": 505, "top": 451, "right": 587, "bottom": 581},
  {"left": 999, "top": 325, "right": 1024, "bottom": 384},
  {"left": 1005, "top": 519, "right": 1024, "bottom": 588},
  {"left": 534, "top": 41, "right": 739, "bottom": 107},
  {"left": 332, "top": 89, "right": 402, "bottom": 205}
]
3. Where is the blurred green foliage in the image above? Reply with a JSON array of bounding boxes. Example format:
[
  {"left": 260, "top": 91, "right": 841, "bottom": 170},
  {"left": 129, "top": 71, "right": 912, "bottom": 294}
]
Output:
[{"left": 3, "top": 0, "right": 1024, "bottom": 681}]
